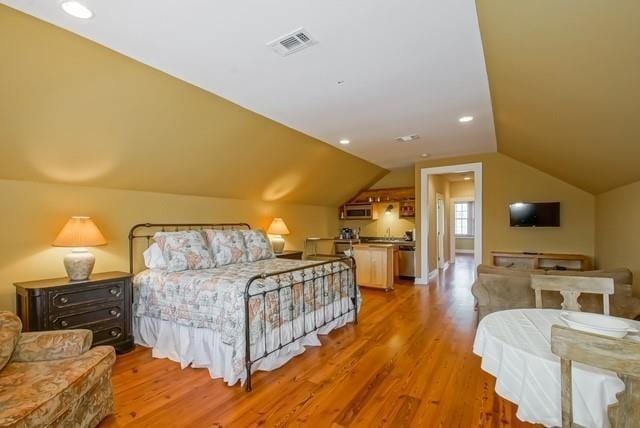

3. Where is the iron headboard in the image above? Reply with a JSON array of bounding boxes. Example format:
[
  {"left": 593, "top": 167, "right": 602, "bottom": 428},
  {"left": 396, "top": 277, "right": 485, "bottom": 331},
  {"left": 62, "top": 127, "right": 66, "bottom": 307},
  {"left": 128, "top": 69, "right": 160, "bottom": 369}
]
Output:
[{"left": 128, "top": 222, "right": 251, "bottom": 273}]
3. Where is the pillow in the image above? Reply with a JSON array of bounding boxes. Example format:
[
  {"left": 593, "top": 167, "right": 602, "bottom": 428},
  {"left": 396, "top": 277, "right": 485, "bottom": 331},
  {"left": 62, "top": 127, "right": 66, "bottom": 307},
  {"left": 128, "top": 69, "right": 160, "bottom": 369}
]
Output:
[
  {"left": 153, "top": 230, "right": 215, "bottom": 272},
  {"left": 242, "top": 229, "right": 275, "bottom": 262},
  {"left": 143, "top": 243, "right": 167, "bottom": 269},
  {"left": 0, "top": 311, "right": 22, "bottom": 370},
  {"left": 204, "top": 229, "right": 248, "bottom": 266}
]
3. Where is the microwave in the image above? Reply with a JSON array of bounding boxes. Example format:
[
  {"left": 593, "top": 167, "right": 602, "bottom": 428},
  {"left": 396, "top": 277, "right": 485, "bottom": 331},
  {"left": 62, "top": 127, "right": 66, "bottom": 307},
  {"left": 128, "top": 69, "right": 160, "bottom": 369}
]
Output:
[{"left": 342, "top": 204, "right": 373, "bottom": 219}]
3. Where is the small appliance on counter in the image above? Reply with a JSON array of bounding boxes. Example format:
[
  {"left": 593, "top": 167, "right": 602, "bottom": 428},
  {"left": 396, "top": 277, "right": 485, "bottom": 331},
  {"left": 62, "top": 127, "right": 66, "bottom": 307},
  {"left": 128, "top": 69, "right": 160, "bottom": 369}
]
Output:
[
  {"left": 404, "top": 229, "right": 415, "bottom": 241},
  {"left": 339, "top": 227, "right": 359, "bottom": 240}
]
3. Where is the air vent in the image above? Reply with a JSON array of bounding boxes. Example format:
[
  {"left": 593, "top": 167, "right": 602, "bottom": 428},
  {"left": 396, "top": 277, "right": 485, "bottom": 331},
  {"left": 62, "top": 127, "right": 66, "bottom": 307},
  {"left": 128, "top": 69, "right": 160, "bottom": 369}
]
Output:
[
  {"left": 267, "top": 28, "right": 317, "bottom": 56},
  {"left": 395, "top": 134, "right": 420, "bottom": 143}
]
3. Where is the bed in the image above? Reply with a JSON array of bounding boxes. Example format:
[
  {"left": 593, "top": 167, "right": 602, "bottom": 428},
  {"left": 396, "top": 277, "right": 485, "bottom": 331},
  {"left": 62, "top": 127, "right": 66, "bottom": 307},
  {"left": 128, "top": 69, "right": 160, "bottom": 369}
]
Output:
[{"left": 129, "top": 223, "right": 359, "bottom": 391}]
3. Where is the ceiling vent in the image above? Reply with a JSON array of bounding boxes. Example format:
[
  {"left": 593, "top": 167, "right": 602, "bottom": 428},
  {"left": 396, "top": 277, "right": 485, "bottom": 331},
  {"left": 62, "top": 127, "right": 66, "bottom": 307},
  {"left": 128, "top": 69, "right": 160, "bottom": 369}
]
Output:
[
  {"left": 395, "top": 134, "right": 420, "bottom": 143},
  {"left": 267, "top": 28, "right": 317, "bottom": 56}
]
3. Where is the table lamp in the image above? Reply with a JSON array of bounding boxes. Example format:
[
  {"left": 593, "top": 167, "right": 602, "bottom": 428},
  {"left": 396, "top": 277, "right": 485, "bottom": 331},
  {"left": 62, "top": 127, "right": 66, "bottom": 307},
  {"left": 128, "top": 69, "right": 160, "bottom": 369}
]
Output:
[
  {"left": 52, "top": 216, "right": 107, "bottom": 281},
  {"left": 267, "top": 218, "right": 290, "bottom": 254}
]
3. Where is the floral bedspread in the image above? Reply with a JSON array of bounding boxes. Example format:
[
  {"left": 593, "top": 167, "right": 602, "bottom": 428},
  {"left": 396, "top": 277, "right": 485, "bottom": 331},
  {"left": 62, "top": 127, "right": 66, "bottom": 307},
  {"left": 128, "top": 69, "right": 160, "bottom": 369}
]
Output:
[{"left": 133, "top": 258, "right": 358, "bottom": 374}]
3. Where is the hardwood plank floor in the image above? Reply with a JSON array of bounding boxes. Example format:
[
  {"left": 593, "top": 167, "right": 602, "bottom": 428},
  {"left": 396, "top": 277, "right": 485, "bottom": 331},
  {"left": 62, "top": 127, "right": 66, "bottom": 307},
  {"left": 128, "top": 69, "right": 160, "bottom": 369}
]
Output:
[{"left": 100, "top": 255, "right": 538, "bottom": 427}]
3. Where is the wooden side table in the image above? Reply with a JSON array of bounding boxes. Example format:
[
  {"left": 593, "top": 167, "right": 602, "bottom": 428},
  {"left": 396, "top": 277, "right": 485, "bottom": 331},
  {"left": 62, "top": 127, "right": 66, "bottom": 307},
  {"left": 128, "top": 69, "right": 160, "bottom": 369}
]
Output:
[
  {"left": 275, "top": 250, "right": 304, "bottom": 260},
  {"left": 14, "top": 271, "right": 134, "bottom": 353}
]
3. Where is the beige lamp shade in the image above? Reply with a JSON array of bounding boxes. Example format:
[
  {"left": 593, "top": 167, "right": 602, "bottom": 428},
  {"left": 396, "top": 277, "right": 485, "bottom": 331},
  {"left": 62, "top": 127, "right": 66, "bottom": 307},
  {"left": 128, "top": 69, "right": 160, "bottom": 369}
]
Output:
[
  {"left": 267, "top": 218, "right": 290, "bottom": 235},
  {"left": 52, "top": 216, "right": 107, "bottom": 247}
]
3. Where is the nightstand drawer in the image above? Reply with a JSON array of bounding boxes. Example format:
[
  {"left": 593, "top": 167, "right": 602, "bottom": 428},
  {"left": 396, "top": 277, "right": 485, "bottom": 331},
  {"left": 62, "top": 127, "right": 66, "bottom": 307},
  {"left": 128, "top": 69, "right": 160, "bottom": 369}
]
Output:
[
  {"left": 49, "top": 281, "right": 124, "bottom": 310},
  {"left": 49, "top": 302, "right": 124, "bottom": 330},
  {"left": 91, "top": 322, "right": 125, "bottom": 347}
]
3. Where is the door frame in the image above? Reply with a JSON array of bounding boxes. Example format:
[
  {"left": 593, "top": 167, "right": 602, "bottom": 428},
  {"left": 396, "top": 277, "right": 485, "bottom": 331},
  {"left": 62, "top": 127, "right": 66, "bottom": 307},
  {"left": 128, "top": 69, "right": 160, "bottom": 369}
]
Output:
[
  {"left": 416, "top": 162, "right": 482, "bottom": 284},
  {"left": 436, "top": 193, "right": 445, "bottom": 268}
]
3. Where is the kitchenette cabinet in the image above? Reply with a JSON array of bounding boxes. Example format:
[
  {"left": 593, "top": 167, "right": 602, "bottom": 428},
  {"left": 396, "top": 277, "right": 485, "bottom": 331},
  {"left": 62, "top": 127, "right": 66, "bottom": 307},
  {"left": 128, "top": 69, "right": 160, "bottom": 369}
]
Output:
[{"left": 353, "top": 244, "right": 394, "bottom": 291}]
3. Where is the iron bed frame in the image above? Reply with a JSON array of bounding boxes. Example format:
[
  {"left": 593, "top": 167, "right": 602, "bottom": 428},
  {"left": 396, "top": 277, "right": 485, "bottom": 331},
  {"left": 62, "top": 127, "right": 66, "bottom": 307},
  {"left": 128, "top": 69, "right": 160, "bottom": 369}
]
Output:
[{"left": 128, "top": 222, "right": 358, "bottom": 391}]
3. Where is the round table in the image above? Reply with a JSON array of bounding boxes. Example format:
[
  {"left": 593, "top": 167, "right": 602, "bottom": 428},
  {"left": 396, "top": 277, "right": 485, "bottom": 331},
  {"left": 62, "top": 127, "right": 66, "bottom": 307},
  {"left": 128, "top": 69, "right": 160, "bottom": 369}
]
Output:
[{"left": 473, "top": 309, "right": 640, "bottom": 428}]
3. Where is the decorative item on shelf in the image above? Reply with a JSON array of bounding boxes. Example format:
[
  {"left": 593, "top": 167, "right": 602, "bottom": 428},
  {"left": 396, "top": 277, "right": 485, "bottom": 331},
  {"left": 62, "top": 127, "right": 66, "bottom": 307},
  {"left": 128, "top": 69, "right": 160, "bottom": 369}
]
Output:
[
  {"left": 267, "top": 217, "right": 290, "bottom": 254},
  {"left": 52, "top": 216, "right": 107, "bottom": 281}
]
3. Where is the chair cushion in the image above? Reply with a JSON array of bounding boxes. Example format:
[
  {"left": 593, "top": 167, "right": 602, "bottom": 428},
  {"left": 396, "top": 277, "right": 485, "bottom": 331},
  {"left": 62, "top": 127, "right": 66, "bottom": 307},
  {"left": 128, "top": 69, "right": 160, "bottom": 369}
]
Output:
[
  {"left": 0, "top": 346, "right": 114, "bottom": 427},
  {"left": 0, "top": 312, "right": 21, "bottom": 371}
]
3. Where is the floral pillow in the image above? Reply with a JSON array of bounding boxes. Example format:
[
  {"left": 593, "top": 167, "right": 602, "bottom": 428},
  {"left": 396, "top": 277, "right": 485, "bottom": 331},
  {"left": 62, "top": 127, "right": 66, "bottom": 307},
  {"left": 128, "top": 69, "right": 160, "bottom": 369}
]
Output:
[
  {"left": 153, "top": 230, "right": 215, "bottom": 272},
  {"left": 242, "top": 229, "right": 275, "bottom": 262},
  {"left": 204, "top": 229, "right": 248, "bottom": 266}
]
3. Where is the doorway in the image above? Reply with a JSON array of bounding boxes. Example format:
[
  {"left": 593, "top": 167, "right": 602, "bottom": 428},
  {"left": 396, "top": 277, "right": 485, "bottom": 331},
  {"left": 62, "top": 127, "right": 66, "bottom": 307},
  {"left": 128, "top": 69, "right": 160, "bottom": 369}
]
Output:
[{"left": 416, "top": 162, "right": 482, "bottom": 284}]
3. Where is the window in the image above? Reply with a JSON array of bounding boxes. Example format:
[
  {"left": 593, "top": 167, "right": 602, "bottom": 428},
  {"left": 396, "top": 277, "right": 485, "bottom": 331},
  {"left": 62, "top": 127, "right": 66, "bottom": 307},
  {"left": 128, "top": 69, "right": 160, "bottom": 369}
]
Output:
[{"left": 454, "top": 201, "right": 474, "bottom": 236}]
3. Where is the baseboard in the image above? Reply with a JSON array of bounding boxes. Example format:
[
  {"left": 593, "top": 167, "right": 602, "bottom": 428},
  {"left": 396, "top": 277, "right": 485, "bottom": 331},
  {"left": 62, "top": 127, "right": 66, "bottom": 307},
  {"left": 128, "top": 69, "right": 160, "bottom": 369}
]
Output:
[
  {"left": 456, "top": 250, "right": 474, "bottom": 254},
  {"left": 415, "top": 268, "right": 443, "bottom": 284}
]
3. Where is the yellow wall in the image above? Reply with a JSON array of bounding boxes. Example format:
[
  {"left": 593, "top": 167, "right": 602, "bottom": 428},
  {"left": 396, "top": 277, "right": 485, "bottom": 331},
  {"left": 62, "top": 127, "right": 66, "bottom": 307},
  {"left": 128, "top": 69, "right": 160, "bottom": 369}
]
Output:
[
  {"left": 595, "top": 180, "right": 640, "bottom": 295},
  {"left": 369, "top": 167, "right": 415, "bottom": 189},
  {"left": 0, "top": 5, "right": 385, "bottom": 207},
  {"left": 450, "top": 180, "right": 475, "bottom": 198},
  {"left": 0, "top": 179, "right": 341, "bottom": 311},
  {"left": 414, "top": 153, "right": 595, "bottom": 278},
  {"left": 476, "top": 0, "right": 640, "bottom": 194}
]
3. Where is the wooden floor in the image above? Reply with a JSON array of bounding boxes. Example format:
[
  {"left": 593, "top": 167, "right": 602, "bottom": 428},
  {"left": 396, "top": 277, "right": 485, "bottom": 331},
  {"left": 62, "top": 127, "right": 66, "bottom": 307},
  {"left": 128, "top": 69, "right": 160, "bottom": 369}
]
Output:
[{"left": 101, "top": 255, "right": 538, "bottom": 427}]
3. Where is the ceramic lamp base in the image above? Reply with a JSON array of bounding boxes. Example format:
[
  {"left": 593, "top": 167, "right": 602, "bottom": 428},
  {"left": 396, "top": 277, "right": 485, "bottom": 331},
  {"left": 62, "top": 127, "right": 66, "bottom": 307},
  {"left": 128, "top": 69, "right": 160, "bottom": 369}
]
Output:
[
  {"left": 270, "top": 236, "right": 285, "bottom": 254},
  {"left": 64, "top": 249, "right": 95, "bottom": 281}
]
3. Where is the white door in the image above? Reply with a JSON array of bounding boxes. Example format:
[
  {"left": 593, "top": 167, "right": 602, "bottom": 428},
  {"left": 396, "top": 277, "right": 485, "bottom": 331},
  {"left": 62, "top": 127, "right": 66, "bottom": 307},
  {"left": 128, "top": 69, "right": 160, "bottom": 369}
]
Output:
[{"left": 436, "top": 194, "right": 445, "bottom": 268}]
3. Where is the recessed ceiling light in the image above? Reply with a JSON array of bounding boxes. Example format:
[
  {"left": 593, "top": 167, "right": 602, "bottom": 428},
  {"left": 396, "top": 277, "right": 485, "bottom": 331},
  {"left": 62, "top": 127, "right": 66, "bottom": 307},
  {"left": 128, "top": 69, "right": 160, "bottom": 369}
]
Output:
[
  {"left": 420, "top": 153, "right": 430, "bottom": 158},
  {"left": 61, "top": 1, "right": 94, "bottom": 19},
  {"left": 339, "top": 139, "right": 350, "bottom": 145},
  {"left": 464, "top": 176, "right": 472, "bottom": 181},
  {"left": 458, "top": 115, "right": 474, "bottom": 123}
]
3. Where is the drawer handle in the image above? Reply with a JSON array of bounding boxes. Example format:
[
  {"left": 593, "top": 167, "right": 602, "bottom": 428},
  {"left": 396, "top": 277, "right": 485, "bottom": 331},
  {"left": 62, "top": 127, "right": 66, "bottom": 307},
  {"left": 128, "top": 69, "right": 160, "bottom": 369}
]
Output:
[
  {"left": 109, "top": 288, "right": 119, "bottom": 295},
  {"left": 110, "top": 329, "right": 120, "bottom": 337},
  {"left": 59, "top": 296, "right": 69, "bottom": 304},
  {"left": 60, "top": 320, "right": 69, "bottom": 327},
  {"left": 109, "top": 309, "right": 120, "bottom": 316}
]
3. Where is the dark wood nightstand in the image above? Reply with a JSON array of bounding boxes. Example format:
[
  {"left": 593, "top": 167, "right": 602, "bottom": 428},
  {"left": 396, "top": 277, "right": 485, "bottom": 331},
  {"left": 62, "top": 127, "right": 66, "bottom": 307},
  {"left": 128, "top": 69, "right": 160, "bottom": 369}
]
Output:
[
  {"left": 275, "top": 250, "right": 303, "bottom": 260},
  {"left": 14, "top": 271, "right": 134, "bottom": 353}
]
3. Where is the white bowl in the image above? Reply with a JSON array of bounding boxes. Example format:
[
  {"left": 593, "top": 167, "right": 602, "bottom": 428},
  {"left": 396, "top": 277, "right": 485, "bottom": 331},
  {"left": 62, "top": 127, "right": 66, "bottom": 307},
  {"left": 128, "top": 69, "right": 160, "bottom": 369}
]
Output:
[{"left": 559, "top": 312, "right": 639, "bottom": 338}]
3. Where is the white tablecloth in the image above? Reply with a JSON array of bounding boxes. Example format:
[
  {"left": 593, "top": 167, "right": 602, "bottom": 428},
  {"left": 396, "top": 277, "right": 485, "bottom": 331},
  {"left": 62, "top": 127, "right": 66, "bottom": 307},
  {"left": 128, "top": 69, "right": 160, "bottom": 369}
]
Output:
[{"left": 473, "top": 309, "right": 639, "bottom": 428}]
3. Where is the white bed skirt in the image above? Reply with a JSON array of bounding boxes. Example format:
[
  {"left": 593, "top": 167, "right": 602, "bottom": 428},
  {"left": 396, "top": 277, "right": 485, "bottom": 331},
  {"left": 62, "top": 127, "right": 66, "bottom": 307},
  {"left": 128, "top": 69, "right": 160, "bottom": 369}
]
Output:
[{"left": 134, "top": 308, "right": 355, "bottom": 386}]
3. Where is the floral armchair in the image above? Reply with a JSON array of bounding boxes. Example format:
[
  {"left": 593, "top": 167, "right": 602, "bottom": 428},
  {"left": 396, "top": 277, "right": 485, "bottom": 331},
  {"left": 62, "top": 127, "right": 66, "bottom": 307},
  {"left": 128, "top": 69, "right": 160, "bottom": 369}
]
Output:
[{"left": 0, "top": 311, "right": 115, "bottom": 427}]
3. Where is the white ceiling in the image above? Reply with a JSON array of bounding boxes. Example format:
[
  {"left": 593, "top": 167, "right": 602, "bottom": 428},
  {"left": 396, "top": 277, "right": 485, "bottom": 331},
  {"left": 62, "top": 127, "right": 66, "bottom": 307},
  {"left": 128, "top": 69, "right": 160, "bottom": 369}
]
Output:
[{"left": 2, "top": 0, "right": 497, "bottom": 168}]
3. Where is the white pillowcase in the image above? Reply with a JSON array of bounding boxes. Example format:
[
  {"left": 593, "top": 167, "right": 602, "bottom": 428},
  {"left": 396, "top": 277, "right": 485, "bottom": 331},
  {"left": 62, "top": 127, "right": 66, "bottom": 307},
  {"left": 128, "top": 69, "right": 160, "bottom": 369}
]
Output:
[{"left": 143, "top": 243, "right": 167, "bottom": 269}]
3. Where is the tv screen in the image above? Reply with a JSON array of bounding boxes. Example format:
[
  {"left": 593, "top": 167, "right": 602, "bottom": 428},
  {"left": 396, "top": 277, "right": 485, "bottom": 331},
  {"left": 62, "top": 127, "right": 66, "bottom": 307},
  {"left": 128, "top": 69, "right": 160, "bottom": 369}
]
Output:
[{"left": 509, "top": 202, "right": 560, "bottom": 227}]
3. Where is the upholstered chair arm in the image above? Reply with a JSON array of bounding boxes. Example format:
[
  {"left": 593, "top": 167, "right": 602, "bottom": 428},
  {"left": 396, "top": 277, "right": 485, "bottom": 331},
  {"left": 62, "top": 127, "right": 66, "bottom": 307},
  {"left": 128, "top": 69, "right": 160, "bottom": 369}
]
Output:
[{"left": 11, "top": 329, "right": 93, "bottom": 362}]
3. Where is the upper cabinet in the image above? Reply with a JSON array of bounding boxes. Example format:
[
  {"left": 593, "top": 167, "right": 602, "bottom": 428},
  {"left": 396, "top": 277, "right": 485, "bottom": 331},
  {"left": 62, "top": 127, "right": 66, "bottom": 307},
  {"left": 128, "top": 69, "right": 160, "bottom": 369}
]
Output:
[{"left": 340, "top": 187, "right": 415, "bottom": 219}]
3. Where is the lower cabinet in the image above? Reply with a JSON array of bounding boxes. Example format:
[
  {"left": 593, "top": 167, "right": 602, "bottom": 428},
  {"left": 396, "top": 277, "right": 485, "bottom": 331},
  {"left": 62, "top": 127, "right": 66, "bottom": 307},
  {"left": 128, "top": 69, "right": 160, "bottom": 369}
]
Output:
[{"left": 353, "top": 244, "right": 394, "bottom": 291}]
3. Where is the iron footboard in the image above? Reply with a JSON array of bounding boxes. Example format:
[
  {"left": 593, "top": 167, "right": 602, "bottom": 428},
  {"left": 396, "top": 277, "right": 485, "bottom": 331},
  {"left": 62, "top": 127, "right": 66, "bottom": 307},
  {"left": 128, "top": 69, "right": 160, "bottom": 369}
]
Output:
[{"left": 243, "top": 256, "right": 358, "bottom": 391}]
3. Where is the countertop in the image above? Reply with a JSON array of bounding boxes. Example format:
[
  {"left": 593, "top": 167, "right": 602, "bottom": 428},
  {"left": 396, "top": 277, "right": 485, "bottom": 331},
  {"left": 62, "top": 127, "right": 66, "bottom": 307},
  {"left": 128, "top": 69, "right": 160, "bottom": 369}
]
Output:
[{"left": 341, "top": 237, "right": 415, "bottom": 246}]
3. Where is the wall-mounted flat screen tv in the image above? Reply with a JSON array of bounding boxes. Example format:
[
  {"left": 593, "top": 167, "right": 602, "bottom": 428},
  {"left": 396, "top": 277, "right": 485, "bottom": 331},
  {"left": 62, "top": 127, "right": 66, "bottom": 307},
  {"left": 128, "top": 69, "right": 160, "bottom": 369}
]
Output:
[{"left": 509, "top": 202, "right": 560, "bottom": 227}]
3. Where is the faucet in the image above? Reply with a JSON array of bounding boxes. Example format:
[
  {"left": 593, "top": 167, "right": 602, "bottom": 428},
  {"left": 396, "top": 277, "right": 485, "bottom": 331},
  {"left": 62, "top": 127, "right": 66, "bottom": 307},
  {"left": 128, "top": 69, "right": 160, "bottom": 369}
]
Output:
[{"left": 386, "top": 227, "right": 391, "bottom": 240}]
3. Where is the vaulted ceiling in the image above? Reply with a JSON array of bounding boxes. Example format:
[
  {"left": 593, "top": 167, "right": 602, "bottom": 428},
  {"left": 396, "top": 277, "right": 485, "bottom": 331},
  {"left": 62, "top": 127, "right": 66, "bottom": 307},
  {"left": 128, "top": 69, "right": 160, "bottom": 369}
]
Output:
[
  {"left": 0, "top": 0, "right": 497, "bottom": 169},
  {"left": 0, "top": 4, "right": 385, "bottom": 206},
  {"left": 476, "top": 0, "right": 640, "bottom": 194},
  {"left": 1, "top": 1, "right": 639, "bottom": 196}
]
